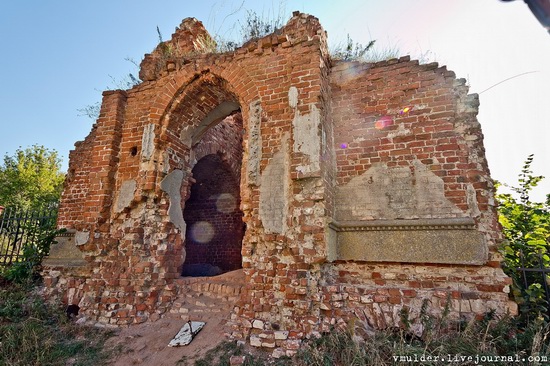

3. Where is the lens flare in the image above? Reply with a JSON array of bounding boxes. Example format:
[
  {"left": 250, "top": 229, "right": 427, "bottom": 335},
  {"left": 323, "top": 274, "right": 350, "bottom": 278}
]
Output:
[
  {"left": 190, "top": 221, "right": 215, "bottom": 243},
  {"left": 216, "top": 193, "right": 237, "bottom": 214},
  {"left": 340, "top": 143, "right": 348, "bottom": 149},
  {"left": 399, "top": 106, "right": 413, "bottom": 115},
  {"left": 375, "top": 115, "right": 394, "bottom": 130}
]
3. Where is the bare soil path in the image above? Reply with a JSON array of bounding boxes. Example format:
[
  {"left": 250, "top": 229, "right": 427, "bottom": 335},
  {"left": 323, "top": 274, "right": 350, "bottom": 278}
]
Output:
[{"left": 105, "top": 269, "right": 244, "bottom": 366}]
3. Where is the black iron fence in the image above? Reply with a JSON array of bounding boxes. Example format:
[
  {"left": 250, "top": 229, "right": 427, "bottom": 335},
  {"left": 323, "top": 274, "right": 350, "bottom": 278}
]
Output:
[
  {"left": 0, "top": 206, "right": 58, "bottom": 266},
  {"left": 515, "top": 249, "right": 550, "bottom": 319}
]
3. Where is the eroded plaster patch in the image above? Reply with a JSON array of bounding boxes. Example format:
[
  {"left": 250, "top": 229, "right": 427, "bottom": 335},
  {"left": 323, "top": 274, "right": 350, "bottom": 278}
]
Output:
[
  {"left": 247, "top": 100, "right": 262, "bottom": 186},
  {"left": 467, "top": 183, "right": 481, "bottom": 217},
  {"left": 288, "top": 86, "right": 298, "bottom": 108},
  {"left": 115, "top": 179, "right": 137, "bottom": 213},
  {"left": 191, "top": 101, "right": 240, "bottom": 144},
  {"left": 335, "top": 160, "right": 464, "bottom": 220},
  {"left": 180, "top": 126, "right": 193, "bottom": 146},
  {"left": 292, "top": 104, "right": 321, "bottom": 175},
  {"left": 75, "top": 231, "right": 90, "bottom": 246},
  {"left": 160, "top": 169, "right": 186, "bottom": 235},
  {"left": 259, "top": 135, "right": 289, "bottom": 234},
  {"left": 141, "top": 124, "right": 155, "bottom": 161}
]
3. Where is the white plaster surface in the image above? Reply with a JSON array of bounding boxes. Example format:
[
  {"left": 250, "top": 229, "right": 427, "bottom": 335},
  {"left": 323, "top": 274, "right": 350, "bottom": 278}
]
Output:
[
  {"left": 75, "top": 231, "right": 90, "bottom": 246},
  {"left": 160, "top": 169, "right": 186, "bottom": 234},
  {"left": 115, "top": 179, "right": 136, "bottom": 213},
  {"left": 292, "top": 104, "right": 321, "bottom": 175},
  {"left": 335, "top": 160, "right": 464, "bottom": 220},
  {"left": 141, "top": 124, "right": 155, "bottom": 161}
]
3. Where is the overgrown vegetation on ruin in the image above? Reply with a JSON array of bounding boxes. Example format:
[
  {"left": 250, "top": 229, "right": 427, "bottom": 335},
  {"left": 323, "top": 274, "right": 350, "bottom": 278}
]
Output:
[{"left": 78, "top": 8, "right": 395, "bottom": 121}]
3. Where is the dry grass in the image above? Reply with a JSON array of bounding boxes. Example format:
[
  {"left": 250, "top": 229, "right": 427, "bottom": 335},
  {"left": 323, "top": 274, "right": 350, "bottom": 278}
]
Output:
[
  {"left": 187, "top": 310, "right": 550, "bottom": 366},
  {"left": 0, "top": 280, "right": 117, "bottom": 366}
]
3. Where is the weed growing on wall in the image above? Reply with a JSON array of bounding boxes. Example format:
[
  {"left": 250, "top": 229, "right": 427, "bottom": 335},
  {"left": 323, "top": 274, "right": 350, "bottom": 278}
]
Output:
[
  {"left": 331, "top": 34, "right": 376, "bottom": 61},
  {"left": 238, "top": 9, "right": 283, "bottom": 42}
]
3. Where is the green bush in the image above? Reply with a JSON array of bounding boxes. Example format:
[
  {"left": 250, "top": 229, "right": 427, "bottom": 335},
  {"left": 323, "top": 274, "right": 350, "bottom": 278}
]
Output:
[{"left": 497, "top": 155, "right": 550, "bottom": 324}]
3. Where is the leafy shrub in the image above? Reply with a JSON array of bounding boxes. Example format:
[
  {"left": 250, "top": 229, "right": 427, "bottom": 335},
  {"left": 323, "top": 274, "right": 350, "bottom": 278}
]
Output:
[{"left": 497, "top": 155, "right": 550, "bottom": 324}]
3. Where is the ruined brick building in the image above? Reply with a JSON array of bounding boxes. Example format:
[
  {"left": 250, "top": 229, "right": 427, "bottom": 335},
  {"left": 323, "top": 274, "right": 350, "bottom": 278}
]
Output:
[{"left": 43, "top": 12, "right": 515, "bottom": 353}]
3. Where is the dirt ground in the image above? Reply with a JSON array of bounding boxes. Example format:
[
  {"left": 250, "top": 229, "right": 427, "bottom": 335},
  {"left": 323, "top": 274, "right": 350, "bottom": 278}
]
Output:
[
  {"left": 104, "top": 270, "right": 245, "bottom": 366},
  {"left": 105, "top": 312, "right": 229, "bottom": 366}
]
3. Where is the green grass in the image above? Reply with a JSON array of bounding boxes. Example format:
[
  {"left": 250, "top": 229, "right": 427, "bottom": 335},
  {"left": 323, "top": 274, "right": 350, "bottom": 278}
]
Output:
[{"left": 0, "top": 280, "right": 116, "bottom": 366}]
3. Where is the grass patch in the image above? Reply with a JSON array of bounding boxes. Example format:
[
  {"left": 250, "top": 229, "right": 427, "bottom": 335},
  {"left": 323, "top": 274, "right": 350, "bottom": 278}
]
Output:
[
  {"left": 0, "top": 280, "right": 115, "bottom": 366},
  {"left": 178, "top": 340, "right": 291, "bottom": 366},
  {"left": 295, "top": 316, "right": 550, "bottom": 366}
]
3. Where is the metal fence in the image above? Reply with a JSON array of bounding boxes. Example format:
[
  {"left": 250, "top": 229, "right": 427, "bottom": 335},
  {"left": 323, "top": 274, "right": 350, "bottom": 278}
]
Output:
[
  {"left": 0, "top": 206, "right": 58, "bottom": 266},
  {"left": 516, "top": 249, "right": 550, "bottom": 319}
]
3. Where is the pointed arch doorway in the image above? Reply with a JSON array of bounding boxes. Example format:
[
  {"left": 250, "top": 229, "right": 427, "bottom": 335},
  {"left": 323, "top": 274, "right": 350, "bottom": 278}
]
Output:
[{"left": 181, "top": 112, "right": 245, "bottom": 277}]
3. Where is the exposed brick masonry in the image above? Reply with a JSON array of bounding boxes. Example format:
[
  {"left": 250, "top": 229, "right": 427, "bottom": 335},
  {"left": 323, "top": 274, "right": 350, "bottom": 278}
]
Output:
[{"left": 43, "top": 12, "right": 514, "bottom": 357}]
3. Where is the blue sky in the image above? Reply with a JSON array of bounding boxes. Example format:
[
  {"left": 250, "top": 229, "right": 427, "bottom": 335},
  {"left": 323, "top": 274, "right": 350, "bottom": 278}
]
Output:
[{"left": 0, "top": 0, "right": 549, "bottom": 201}]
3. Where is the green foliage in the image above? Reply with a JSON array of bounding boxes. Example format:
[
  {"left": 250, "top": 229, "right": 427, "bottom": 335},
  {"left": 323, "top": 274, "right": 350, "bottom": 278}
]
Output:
[
  {"left": 0, "top": 145, "right": 65, "bottom": 211},
  {"left": 497, "top": 154, "right": 550, "bottom": 323},
  {"left": 0, "top": 282, "right": 115, "bottom": 366}
]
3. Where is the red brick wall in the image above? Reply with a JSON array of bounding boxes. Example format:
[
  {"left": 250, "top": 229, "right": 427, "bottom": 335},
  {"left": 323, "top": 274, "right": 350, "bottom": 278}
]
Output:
[
  {"left": 58, "top": 90, "right": 126, "bottom": 231},
  {"left": 44, "top": 13, "right": 512, "bottom": 356},
  {"left": 331, "top": 58, "right": 489, "bottom": 213},
  {"left": 183, "top": 113, "right": 244, "bottom": 272},
  {"left": 48, "top": 14, "right": 333, "bottom": 332}
]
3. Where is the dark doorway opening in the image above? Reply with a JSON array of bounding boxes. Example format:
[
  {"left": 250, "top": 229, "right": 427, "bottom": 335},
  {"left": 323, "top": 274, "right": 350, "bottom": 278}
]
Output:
[{"left": 181, "top": 153, "right": 244, "bottom": 276}]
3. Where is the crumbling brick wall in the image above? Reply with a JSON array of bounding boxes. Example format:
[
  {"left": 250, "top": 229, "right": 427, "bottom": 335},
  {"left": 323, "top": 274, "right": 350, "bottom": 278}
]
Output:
[{"left": 43, "top": 12, "right": 514, "bottom": 356}]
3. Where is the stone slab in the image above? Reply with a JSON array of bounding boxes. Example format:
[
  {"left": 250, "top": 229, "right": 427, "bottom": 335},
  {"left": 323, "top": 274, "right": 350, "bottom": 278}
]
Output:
[
  {"left": 168, "top": 321, "right": 205, "bottom": 347},
  {"left": 43, "top": 230, "right": 86, "bottom": 267},
  {"left": 330, "top": 218, "right": 487, "bottom": 265}
]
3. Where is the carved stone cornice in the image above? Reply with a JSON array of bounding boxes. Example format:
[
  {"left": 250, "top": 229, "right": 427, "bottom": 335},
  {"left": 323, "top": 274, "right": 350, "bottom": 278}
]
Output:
[{"left": 329, "top": 218, "right": 475, "bottom": 232}]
